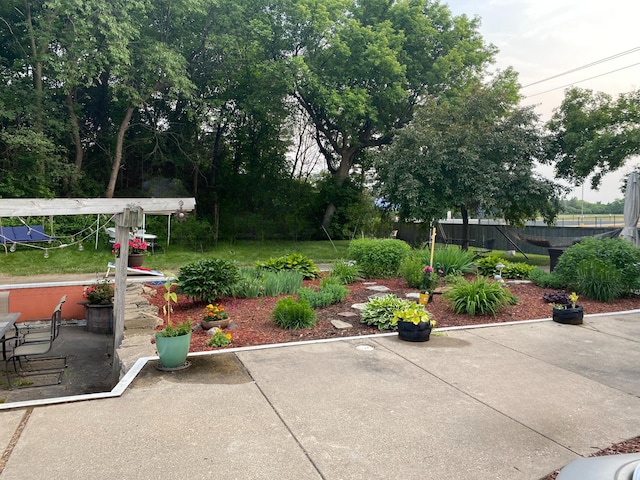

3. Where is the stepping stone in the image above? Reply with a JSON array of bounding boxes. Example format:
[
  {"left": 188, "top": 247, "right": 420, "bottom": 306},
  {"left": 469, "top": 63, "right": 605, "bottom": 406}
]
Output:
[
  {"left": 406, "top": 292, "right": 420, "bottom": 299},
  {"left": 367, "top": 292, "right": 388, "bottom": 299},
  {"left": 366, "top": 285, "right": 390, "bottom": 292},
  {"left": 331, "top": 319, "right": 353, "bottom": 330},
  {"left": 363, "top": 282, "right": 377, "bottom": 285},
  {"left": 351, "top": 303, "right": 367, "bottom": 311},
  {"left": 337, "top": 311, "right": 358, "bottom": 318}
]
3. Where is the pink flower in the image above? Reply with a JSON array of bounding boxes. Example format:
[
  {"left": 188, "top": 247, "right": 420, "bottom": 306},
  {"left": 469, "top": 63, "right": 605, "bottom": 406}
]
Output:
[{"left": 422, "top": 265, "right": 433, "bottom": 274}]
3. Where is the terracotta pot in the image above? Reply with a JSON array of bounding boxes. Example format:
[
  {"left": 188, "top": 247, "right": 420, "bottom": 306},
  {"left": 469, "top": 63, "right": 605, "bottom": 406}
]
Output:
[{"left": 201, "top": 318, "right": 231, "bottom": 330}]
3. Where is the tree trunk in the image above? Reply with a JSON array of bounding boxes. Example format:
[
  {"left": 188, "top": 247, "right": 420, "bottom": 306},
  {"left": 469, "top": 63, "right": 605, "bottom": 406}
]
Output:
[
  {"left": 461, "top": 205, "right": 470, "bottom": 251},
  {"left": 66, "top": 90, "right": 83, "bottom": 179},
  {"left": 321, "top": 148, "right": 357, "bottom": 229},
  {"left": 105, "top": 106, "right": 135, "bottom": 198}
]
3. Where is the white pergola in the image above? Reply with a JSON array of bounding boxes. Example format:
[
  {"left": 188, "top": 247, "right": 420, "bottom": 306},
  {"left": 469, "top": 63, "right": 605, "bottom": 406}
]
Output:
[{"left": 0, "top": 198, "right": 196, "bottom": 361}]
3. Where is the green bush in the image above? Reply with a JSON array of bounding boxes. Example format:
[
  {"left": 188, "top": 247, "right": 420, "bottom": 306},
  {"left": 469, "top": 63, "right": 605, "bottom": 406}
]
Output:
[
  {"left": 444, "top": 277, "right": 518, "bottom": 317},
  {"left": 476, "top": 256, "right": 536, "bottom": 280},
  {"left": 329, "top": 260, "right": 360, "bottom": 284},
  {"left": 254, "top": 253, "right": 320, "bottom": 279},
  {"left": 178, "top": 258, "right": 240, "bottom": 303},
  {"left": 432, "top": 246, "right": 475, "bottom": 276},
  {"left": 554, "top": 238, "right": 640, "bottom": 296},
  {"left": 399, "top": 254, "right": 424, "bottom": 289},
  {"left": 261, "top": 270, "right": 304, "bottom": 296},
  {"left": 347, "top": 239, "right": 411, "bottom": 278},
  {"left": 360, "top": 294, "right": 416, "bottom": 330},
  {"left": 575, "top": 258, "right": 624, "bottom": 302},
  {"left": 230, "top": 267, "right": 265, "bottom": 298},
  {"left": 528, "top": 268, "right": 566, "bottom": 289},
  {"left": 272, "top": 297, "right": 316, "bottom": 329},
  {"left": 297, "top": 283, "right": 349, "bottom": 309}
]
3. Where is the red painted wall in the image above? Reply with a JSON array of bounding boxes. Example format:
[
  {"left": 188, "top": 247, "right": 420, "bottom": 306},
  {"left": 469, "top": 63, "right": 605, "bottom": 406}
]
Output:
[{"left": 2, "top": 285, "right": 86, "bottom": 322}]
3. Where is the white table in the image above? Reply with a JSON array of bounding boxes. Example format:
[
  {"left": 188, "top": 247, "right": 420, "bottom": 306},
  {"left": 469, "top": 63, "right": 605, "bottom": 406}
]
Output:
[{"left": 0, "top": 312, "right": 20, "bottom": 359}]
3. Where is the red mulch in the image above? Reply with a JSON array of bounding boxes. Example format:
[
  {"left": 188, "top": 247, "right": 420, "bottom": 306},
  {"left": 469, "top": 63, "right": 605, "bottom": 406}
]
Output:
[{"left": 146, "top": 276, "right": 640, "bottom": 353}]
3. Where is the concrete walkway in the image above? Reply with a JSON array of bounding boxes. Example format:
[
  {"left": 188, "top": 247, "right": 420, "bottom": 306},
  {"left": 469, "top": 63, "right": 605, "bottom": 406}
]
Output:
[{"left": 0, "top": 311, "right": 638, "bottom": 479}]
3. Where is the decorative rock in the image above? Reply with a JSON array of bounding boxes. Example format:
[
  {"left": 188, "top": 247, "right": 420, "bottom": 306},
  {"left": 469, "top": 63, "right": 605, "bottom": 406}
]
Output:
[
  {"left": 363, "top": 282, "right": 377, "bottom": 285},
  {"left": 366, "top": 285, "right": 391, "bottom": 292},
  {"left": 331, "top": 319, "right": 353, "bottom": 329},
  {"left": 337, "top": 311, "right": 358, "bottom": 318},
  {"left": 406, "top": 292, "right": 420, "bottom": 299},
  {"left": 351, "top": 303, "right": 367, "bottom": 310}
]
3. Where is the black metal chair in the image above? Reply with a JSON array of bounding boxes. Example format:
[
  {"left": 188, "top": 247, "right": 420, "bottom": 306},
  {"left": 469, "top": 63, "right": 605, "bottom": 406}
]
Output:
[
  {"left": 6, "top": 300, "right": 68, "bottom": 388},
  {"left": 19, "top": 295, "right": 66, "bottom": 345}
]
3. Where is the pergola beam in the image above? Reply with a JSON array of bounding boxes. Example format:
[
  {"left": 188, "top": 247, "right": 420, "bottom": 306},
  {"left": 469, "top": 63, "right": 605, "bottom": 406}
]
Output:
[{"left": 0, "top": 198, "right": 196, "bottom": 217}]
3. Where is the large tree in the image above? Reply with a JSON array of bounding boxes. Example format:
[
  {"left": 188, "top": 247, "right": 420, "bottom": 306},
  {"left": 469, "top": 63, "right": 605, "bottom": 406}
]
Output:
[
  {"left": 375, "top": 69, "right": 565, "bottom": 249},
  {"left": 291, "top": 0, "right": 496, "bottom": 229},
  {"left": 548, "top": 87, "right": 640, "bottom": 189}
]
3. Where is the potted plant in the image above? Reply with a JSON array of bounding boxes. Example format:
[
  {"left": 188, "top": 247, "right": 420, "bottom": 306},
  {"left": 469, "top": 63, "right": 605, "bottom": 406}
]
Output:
[
  {"left": 81, "top": 281, "right": 114, "bottom": 334},
  {"left": 419, "top": 265, "right": 440, "bottom": 304},
  {"left": 155, "top": 281, "right": 192, "bottom": 369},
  {"left": 391, "top": 303, "right": 436, "bottom": 342},
  {"left": 201, "top": 303, "right": 230, "bottom": 330},
  {"left": 112, "top": 237, "right": 149, "bottom": 267},
  {"left": 546, "top": 291, "right": 583, "bottom": 325}
]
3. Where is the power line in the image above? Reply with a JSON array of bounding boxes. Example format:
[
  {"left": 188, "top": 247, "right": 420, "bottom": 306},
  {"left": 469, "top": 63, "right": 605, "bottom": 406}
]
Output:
[
  {"left": 524, "top": 61, "right": 640, "bottom": 98},
  {"left": 521, "top": 46, "right": 640, "bottom": 88}
]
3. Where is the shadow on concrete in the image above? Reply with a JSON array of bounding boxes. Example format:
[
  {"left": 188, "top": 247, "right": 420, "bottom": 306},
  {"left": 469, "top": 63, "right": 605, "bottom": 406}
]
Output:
[{"left": 0, "top": 325, "right": 117, "bottom": 405}]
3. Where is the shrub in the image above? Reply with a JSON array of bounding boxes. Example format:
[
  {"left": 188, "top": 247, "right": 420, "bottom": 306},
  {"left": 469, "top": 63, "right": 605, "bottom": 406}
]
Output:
[
  {"left": 432, "top": 246, "right": 475, "bottom": 276},
  {"left": 230, "top": 267, "right": 265, "bottom": 298},
  {"left": 554, "top": 238, "right": 640, "bottom": 295},
  {"left": 272, "top": 297, "right": 316, "bottom": 329},
  {"left": 261, "top": 270, "right": 304, "bottom": 296},
  {"left": 360, "top": 294, "right": 416, "bottom": 330},
  {"left": 575, "top": 258, "right": 624, "bottom": 302},
  {"left": 347, "top": 239, "right": 411, "bottom": 278},
  {"left": 329, "top": 260, "right": 360, "bottom": 284},
  {"left": 528, "top": 268, "right": 566, "bottom": 289},
  {"left": 444, "top": 277, "right": 518, "bottom": 317},
  {"left": 476, "top": 255, "right": 535, "bottom": 279},
  {"left": 297, "top": 283, "right": 349, "bottom": 309},
  {"left": 399, "top": 254, "right": 423, "bottom": 289},
  {"left": 254, "top": 253, "right": 320, "bottom": 279},
  {"left": 178, "top": 258, "right": 240, "bottom": 303}
]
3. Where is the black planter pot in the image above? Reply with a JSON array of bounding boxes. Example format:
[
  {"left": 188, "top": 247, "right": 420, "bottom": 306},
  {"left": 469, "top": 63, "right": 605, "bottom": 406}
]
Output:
[
  {"left": 552, "top": 305, "right": 584, "bottom": 325},
  {"left": 397, "top": 320, "right": 432, "bottom": 342}
]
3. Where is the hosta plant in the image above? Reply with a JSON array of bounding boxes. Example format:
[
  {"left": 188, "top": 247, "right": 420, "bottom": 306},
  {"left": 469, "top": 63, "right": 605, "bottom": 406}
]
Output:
[
  {"left": 391, "top": 303, "right": 435, "bottom": 327},
  {"left": 360, "top": 294, "right": 416, "bottom": 330}
]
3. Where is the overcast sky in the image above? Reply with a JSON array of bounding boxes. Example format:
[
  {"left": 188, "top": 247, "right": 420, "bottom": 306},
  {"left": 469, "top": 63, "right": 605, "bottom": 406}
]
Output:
[{"left": 447, "top": 0, "right": 640, "bottom": 204}]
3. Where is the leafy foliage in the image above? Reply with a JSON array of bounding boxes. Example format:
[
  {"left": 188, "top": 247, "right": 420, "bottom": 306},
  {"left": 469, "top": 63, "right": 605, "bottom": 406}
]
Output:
[
  {"left": 575, "top": 259, "right": 624, "bottom": 302},
  {"left": 444, "top": 278, "right": 518, "bottom": 317},
  {"left": 329, "top": 260, "right": 361, "bottom": 284},
  {"left": 178, "top": 259, "right": 240, "bottom": 303},
  {"left": 261, "top": 270, "right": 304, "bottom": 297},
  {"left": 554, "top": 238, "right": 640, "bottom": 296},
  {"left": 399, "top": 254, "right": 424, "bottom": 289},
  {"left": 391, "top": 303, "right": 435, "bottom": 326},
  {"left": 157, "top": 320, "right": 192, "bottom": 338},
  {"left": 433, "top": 246, "right": 476, "bottom": 276},
  {"left": 272, "top": 297, "right": 316, "bottom": 330},
  {"left": 360, "top": 294, "right": 416, "bottom": 331},
  {"left": 542, "top": 291, "right": 572, "bottom": 305},
  {"left": 297, "top": 283, "right": 349, "bottom": 309},
  {"left": 254, "top": 253, "right": 320, "bottom": 279},
  {"left": 206, "top": 330, "right": 232, "bottom": 347},
  {"left": 527, "top": 268, "right": 567, "bottom": 289},
  {"left": 476, "top": 256, "right": 534, "bottom": 279},
  {"left": 347, "top": 239, "right": 411, "bottom": 278}
]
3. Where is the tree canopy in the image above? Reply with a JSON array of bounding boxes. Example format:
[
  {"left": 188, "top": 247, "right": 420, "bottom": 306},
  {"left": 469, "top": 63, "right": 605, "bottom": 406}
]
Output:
[
  {"left": 375, "top": 69, "right": 565, "bottom": 248},
  {"left": 547, "top": 87, "right": 640, "bottom": 189}
]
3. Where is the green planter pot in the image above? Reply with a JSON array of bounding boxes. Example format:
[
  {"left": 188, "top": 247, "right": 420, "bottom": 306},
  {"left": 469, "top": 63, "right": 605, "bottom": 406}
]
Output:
[{"left": 155, "top": 332, "right": 191, "bottom": 368}]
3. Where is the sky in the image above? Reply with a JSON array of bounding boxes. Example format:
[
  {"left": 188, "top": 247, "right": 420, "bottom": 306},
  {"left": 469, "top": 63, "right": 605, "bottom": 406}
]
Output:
[{"left": 447, "top": 0, "right": 640, "bottom": 204}]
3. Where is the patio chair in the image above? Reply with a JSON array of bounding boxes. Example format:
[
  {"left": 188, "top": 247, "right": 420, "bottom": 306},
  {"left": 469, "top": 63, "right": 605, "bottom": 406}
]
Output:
[
  {"left": 19, "top": 295, "right": 66, "bottom": 345},
  {"left": 6, "top": 301, "right": 68, "bottom": 388}
]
